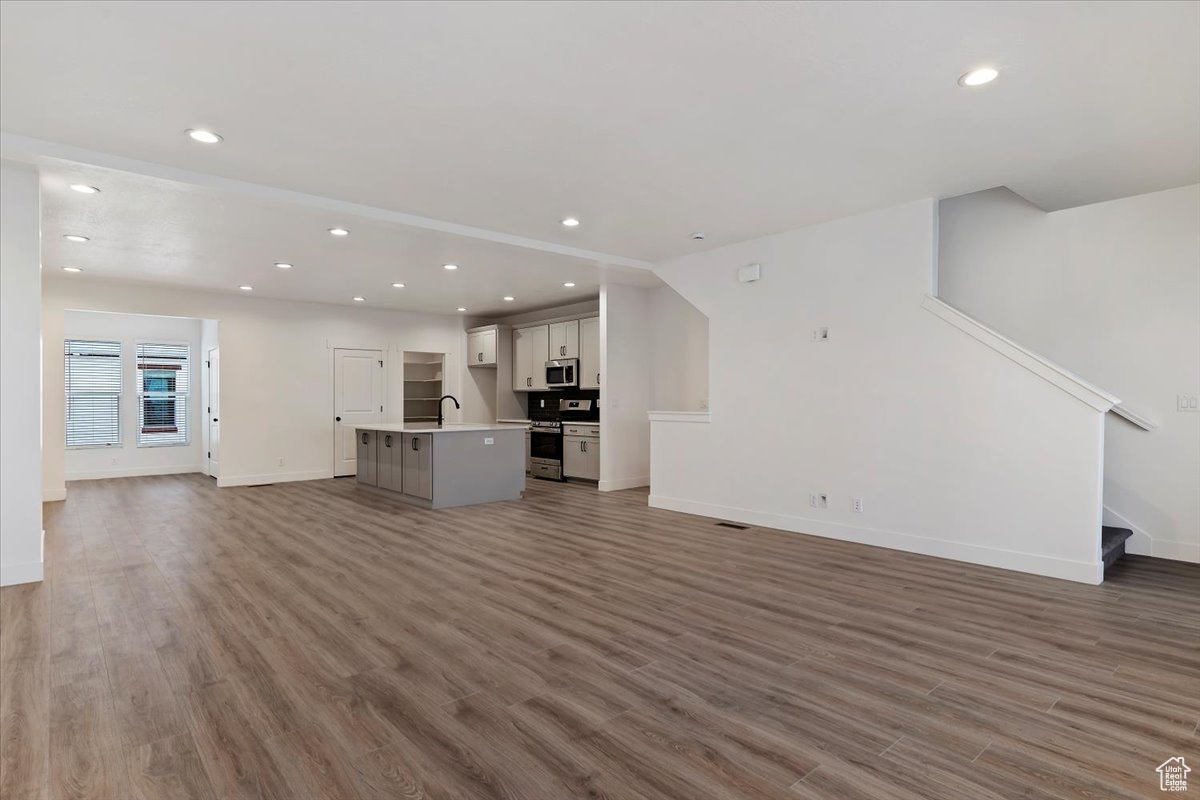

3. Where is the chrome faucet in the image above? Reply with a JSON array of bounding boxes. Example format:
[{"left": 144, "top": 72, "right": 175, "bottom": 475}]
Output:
[{"left": 437, "top": 395, "right": 460, "bottom": 428}]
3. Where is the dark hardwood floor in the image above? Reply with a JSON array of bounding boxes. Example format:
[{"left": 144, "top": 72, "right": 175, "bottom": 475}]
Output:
[{"left": 2, "top": 473, "right": 1197, "bottom": 799}]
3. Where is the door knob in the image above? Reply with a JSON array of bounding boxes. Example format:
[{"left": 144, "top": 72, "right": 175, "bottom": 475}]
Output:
[
  {"left": 212, "top": 418, "right": 218, "bottom": 422},
  {"left": 335, "top": 416, "right": 342, "bottom": 422}
]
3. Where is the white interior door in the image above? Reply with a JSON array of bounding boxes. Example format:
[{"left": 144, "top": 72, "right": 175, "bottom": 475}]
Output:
[
  {"left": 207, "top": 347, "right": 220, "bottom": 477},
  {"left": 334, "top": 348, "right": 384, "bottom": 476}
]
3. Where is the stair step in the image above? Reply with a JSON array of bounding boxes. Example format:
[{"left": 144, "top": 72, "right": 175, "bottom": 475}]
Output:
[{"left": 1101, "top": 526, "right": 1133, "bottom": 570}]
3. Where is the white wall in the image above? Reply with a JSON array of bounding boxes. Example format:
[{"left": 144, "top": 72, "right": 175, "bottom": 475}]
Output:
[
  {"left": 62, "top": 310, "right": 205, "bottom": 480},
  {"left": 939, "top": 185, "right": 1200, "bottom": 563},
  {"left": 648, "top": 285, "right": 708, "bottom": 411},
  {"left": 1, "top": 161, "right": 43, "bottom": 586},
  {"left": 599, "top": 283, "right": 652, "bottom": 491},
  {"left": 651, "top": 199, "right": 1109, "bottom": 584},
  {"left": 43, "top": 277, "right": 468, "bottom": 492}
]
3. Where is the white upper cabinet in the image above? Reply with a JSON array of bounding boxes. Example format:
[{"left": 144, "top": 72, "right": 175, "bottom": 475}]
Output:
[
  {"left": 579, "top": 316, "right": 600, "bottom": 389},
  {"left": 467, "top": 328, "right": 497, "bottom": 368},
  {"left": 548, "top": 320, "right": 579, "bottom": 360},
  {"left": 512, "top": 324, "right": 549, "bottom": 391}
]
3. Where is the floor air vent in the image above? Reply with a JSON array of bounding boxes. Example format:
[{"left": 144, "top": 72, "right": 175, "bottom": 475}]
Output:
[{"left": 716, "top": 522, "right": 750, "bottom": 530}]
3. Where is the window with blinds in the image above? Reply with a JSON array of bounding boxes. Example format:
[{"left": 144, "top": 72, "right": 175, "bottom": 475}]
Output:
[
  {"left": 136, "top": 342, "right": 190, "bottom": 447},
  {"left": 64, "top": 339, "right": 122, "bottom": 448}
]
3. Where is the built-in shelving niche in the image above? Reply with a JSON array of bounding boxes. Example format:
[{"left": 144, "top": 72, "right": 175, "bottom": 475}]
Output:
[{"left": 403, "top": 351, "right": 445, "bottom": 422}]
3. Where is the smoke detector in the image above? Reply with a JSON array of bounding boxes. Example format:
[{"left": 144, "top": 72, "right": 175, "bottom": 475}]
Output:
[{"left": 690, "top": 231, "right": 706, "bottom": 241}]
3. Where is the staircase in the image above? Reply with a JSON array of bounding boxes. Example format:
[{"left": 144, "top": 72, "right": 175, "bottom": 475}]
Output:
[{"left": 1102, "top": 526, "right": 1133, "bottom": 573}]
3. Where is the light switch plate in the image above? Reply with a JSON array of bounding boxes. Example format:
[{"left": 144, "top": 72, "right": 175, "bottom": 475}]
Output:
[
  {"left": 812, "top": 327, "right": 829, "bottom": 342},
  {"left": 1179, "top": 395, "right": 1199, "bottom": 412}
]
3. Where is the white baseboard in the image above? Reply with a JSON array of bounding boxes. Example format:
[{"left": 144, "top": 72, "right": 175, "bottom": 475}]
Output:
[
  {"left": 1147, "top": 540, "right": 1200, "bottom": 563},
  {"left": 42, "top": 485, "right": 67, "bottom": 502},
  {"left": 1103, "top": 505, "right": 1200, "bottom": 563},
  {"left": 66, "top": 464, "right": 205, "bottom": 481},
  {"left": 599, "top": 475, "right": 651, "bottom": 492},
  {"left": 0, "top": 558, "right": 43, "bottom": 586},
  {"left": 649, "top": 494, "right": 1104, "bottom": 585},
  {"left": 217, "top": 469, "right": 333, "bottom": 488}
]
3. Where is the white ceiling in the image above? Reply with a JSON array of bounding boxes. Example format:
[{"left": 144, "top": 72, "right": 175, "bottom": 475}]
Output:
[
  {"left": 39, "top": 165, "right": 658, "bottom": 315},
  {"left": 3, "top": 1, "right": 1198, "bottom": 277}
]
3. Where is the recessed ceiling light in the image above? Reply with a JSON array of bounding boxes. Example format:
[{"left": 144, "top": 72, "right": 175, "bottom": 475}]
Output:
[
  {"left": 456, "top": 307, "right": 467, "bottom": 312},
  {"left": 328, "top": 227, "right": 350, "bottom": 237},
  {"left": 69, "top": 184, "right": 100, "bottom": 194},
  {"left": 503, "top": 296, "right": 515, "bottom": 302},
  {"left": 239, "top": 285, "right": 253, "bottom": 291},
  {"left": 63, "top": 234, "right": 89, "bottom": 242},
  {"left": 443, "top": 263, "right": 459, "bottom": 270},
  {"left": 186, "top": 128, "right": 223, "bottom": 144},
  {"left": 353, "top": 296, "right": 366, "bottom": 302},
  {"left": 274, "top": 262, "right": 293, "bottom": 269},
  {"left": 561, "top": 217, "right": 580, "bottom": 227},
  {"left": 563, "top": 282, "right": 576, "bottom": 288},
  {"left": 392, "top": 282, "right": 405, "bottom": 288},
  {"left": 62, "top": 266, "right": 83, "bottom": 273},
  {"left": 958, "top": 67, "right": 999, "bottom": 87}
]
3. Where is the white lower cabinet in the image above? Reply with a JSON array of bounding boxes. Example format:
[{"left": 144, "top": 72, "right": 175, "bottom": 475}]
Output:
[{"left": 563, "top": 433, "right": 600, "bottom": 481}]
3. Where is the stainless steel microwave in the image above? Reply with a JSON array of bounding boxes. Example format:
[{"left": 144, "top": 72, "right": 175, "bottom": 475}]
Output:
[{"left": 545, "top": 359, "right": 578, "bottom": 388}]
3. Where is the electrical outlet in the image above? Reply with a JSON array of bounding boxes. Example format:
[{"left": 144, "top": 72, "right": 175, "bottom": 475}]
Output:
[
  {"left": 1178, "top": 395, "right": 1199, "bottom": 412},
  {"left": 699, "top": 399, "right": 708, "bottom": 411},
  {"left": 484, "top": 437, "right": 494, "bottom": 445},
  {"left": 812, "top": 327, "right": 829, "bottom": 342},
  {"left": 278, "top": 457, "right": 284, "bottom": 467},
  {"left": 853, "top": 497, "right": 864, "bottom": 513},
  {"left": 110, "top": 456, "right": 118, "bottom": 465},
  {"left": 810, "top": 492, "right": 828, "bottom": 509}
]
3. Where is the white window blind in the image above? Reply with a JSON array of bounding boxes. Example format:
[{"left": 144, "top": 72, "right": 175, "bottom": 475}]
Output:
[
  {"left": 136, "top": 342, "right": 190, "bottom": 447},
  {"left": 64, "top": 339, "right": 122, "bottom": 448}
]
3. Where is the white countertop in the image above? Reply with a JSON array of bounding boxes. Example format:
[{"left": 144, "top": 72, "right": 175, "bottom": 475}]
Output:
[
  {"left": 496, "top": 418, "right": 532, "bottom": 425},
  {"left": 350, "top": 423, "right": 529, "bottom": 434}
]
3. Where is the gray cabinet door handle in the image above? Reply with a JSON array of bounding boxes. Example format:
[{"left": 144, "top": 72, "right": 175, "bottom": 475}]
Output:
[
  {"left": 412, "top": 437, "right": 418, "bottom": 451},
  {"left": 385, "top": 435, "right": 392, "bottom": 448},
  {"left": 596, "top": 373, "right": 600, "bottom": 385},
  {"left": 361, "top": 432, "right": 368, "bottom": 445},
  {"left": 581, "top": 440, "right": 587, "bottom": 453}
]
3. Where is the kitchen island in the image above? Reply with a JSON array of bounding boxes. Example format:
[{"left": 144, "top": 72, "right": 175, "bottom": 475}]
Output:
[{"left": 351, "top": 423, "right": 526, "bottom": 509}]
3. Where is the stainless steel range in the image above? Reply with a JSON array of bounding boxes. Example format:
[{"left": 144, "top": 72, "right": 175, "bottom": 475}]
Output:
[{"left": 528, "top": 420, "right": 563, "bottom": 480}]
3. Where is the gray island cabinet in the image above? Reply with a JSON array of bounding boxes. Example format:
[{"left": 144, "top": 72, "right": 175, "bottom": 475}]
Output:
[{"left": 352, "top": 424, "right": 526, "bottom": 509}]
